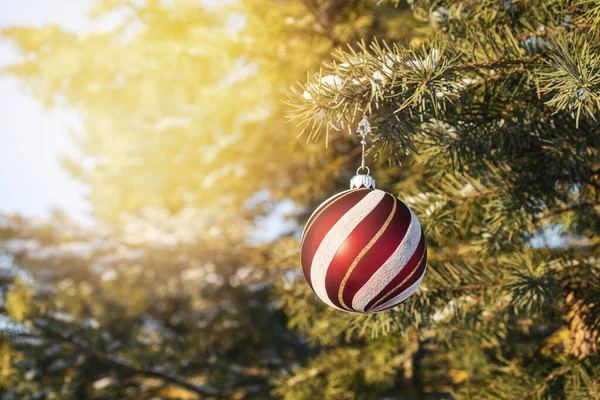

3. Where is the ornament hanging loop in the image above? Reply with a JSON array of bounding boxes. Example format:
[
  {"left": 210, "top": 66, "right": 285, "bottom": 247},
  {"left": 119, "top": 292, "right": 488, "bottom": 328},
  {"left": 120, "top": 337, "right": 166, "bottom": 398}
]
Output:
[
  {"left": 358, "top": 117, "right": 371, "bottom": 173},
  {"left": 350, "top": 117, "right": 376, "bottom": 190},
  {"left": 356, "top": 166, "right": 370, "bottom": 175}
]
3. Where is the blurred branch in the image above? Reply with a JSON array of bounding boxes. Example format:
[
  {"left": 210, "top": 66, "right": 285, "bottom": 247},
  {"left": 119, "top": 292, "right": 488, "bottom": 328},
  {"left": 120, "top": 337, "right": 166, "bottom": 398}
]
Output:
[
  {"left": 447, "top": 189, "right": 495, "bottom": 204},
  {"left": 431, "top": 280, "right": 507, "bottom": 293},
  {"left": 520, "top": 365, "right": 570, "bottom": 400},
  {"left": 33, "top": 319, "right": 223, "bottom": 398},
  {"left": 528, "top": 201, "right": 600, "bottom": 224},
  {"left": 299, "top": 0, "right": 329, "bottom": 31},
  {"left": 299, "top": 0, "right": 341, "bottom": 46},
  {"left": 548, "top": 201, "right": 600, "bottom": 216},
  {"left": 521, "top": 23, "right": 591, "bottom": 40},
  {"left": 451, "top": 58, "right": 546, "bottom": 72}
]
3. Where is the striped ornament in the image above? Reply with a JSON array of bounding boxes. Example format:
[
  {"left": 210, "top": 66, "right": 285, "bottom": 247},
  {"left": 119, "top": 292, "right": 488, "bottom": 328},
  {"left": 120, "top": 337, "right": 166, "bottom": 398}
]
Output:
[{"left": 300, "top": 188, "right": 427, "bottom": 313}]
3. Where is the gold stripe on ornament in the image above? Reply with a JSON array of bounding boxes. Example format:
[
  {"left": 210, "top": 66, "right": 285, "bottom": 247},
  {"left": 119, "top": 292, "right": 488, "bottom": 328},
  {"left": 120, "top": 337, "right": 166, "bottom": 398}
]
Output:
[
  {"left": 365, "top": 246, "right": 426, "bottom": 313},
  {"left": 338, "top": 196, "right": 397, "bottom": 311},
  {"left": 300, "top": 190, "right": 361, "bottom": 266}
]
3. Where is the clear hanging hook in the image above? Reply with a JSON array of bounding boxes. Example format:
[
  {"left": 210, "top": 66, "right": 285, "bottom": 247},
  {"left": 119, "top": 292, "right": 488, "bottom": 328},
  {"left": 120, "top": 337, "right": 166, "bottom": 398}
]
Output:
[
  {"left": 350, "top": 117, "right": 376, "bottom": 190},
  {"left": 357, "top": 117, "right": 371, "bottom": 174}
]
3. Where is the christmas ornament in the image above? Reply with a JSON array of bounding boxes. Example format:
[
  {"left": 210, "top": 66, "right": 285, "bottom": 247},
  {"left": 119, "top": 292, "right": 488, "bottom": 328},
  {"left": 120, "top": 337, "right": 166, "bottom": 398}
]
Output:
[{"left": 300, "top": 118, "right": 427, "bottom": 313}]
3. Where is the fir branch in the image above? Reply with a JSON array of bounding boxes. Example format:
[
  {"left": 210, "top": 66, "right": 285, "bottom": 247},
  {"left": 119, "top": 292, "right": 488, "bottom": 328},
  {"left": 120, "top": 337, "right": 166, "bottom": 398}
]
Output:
[
  {"left": 521, "top": 24, "right": 592, "bottom": 41},
  {"left": 548, "top": 201, "right": 600, "bottom": 216},
  {"left": 447, "top": 189, "right": 494, "bottom": 204},
  {"left": 465, "top": 66, "right": 527, "bottom": 90},
  {"left": 432, "top": 280, "right": 507, "bottom": 293},
  {"left": 299, "top": 0, "right": 342, "bottom": 46},
  {"left": 482, "top": 302, "right": 513, "bottom": 324},
  {"left": 520, "top": 365, "right": 571, "bottom": 400},
  {"left": 33, "top": 319, "right": 224, "bottom": 398},
  {"left": 451, "top": 58, "right": 545, "bottom": 72}
]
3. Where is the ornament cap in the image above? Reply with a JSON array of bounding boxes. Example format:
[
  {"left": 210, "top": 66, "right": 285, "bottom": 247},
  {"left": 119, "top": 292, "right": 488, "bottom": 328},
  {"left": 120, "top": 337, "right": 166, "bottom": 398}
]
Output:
[{"left": 350, "top": 173, "right": 376, "bottom": 190}]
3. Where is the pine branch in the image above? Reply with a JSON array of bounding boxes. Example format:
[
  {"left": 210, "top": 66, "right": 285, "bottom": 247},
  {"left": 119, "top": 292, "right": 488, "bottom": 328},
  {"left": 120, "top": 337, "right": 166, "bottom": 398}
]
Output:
[
  {"left": 450, "top": 58, "right": 545, "bottom": 72},
  {"left": 432, "top": 280, "right": 507, "bottom": 293},
  {"left": 556, "top": 202, "right": 600, "bottom": 215},
  {"left": 33, "top": 319, "right": 224, "bottom": 398},
  {"left": 482, "top": 302, "right": 513, "bottom": 324},
  {"left": 299, "top": 0, "right": 342, "bottom": 46},
  {"left": 464, "top": 66, "right": 527, "bottom": 91},
  {"left": 447, "top": 189, "right": 494, "bottom": 204},
  {"left": 521, "top": 23, "right": 592, "bottom": 41},
  {"left": 520, "top": 365, "right": 570, "bottom": 400},
  {"left": 548, "top": 201, "right": 600, "bottom": 216}
]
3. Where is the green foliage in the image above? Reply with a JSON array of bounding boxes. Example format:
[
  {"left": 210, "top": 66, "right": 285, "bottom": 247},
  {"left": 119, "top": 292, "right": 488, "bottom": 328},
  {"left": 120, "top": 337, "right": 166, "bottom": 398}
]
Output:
[
  {"left": 5, "top": 278, "right": 30, "bottom": 322},
  {"left": 284, "top": 0, "right": 600, "bottom": 398},
  {"left": 0, "top": 0, "right": 599, "bottom": 399},
  {"left": 0, "top": 0, "right": 422, "bottom": 398},
  {"left": 541, "top": 32, "right": 600, "bottom": 126}
]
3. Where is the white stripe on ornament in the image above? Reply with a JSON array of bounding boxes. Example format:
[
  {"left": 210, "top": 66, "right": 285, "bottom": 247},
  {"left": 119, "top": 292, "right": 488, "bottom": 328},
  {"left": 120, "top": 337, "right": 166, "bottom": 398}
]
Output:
[
  {"left": 300, "top": 189, "right": 353, "bottom": 239},
  {"left": 351, "top": 208, "right": 422, "bottom": 312},
  {"left": 310, "top": 189, "right": 386, "bottom": 311},
  {"left": 369, "top": 268, "right": 426, "bottom": 313}
]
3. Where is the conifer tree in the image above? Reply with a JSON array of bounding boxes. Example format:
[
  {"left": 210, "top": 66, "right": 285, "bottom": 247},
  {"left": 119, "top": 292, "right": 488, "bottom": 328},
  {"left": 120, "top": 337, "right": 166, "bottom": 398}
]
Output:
[
  {"left": 0, "top": 0, "right": 599, "bottom": 399},
  {"left": 279, "top": 0, "right": 600, "bottom": 398}
]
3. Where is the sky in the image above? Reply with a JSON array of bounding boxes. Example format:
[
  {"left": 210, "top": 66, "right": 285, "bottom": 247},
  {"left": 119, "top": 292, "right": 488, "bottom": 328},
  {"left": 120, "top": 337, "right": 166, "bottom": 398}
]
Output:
[
  {"left": 0, "top": 0, "right": 230, "bottom": 227},
  {"left": 0, "top": 0, "right": 120, "bottom": 225}
]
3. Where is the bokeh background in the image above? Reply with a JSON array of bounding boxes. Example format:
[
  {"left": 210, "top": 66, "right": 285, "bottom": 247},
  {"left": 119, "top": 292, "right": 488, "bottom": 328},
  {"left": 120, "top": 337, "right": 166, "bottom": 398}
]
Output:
[
  {"left": 1, "top": 0, "right": 599, "bottom": 399},
  {"left": 0, "top": 0, "right": 95, "bottom": 223},
  {"left": 0, "top": 1, "right": 424, "bottom": 398}
]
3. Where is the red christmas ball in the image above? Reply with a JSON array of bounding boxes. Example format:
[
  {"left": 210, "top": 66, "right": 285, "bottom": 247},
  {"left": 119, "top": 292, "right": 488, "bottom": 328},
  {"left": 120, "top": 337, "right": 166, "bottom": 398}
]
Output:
[{"left": 300, "top": 185, "right": 427, "bottom": 313}]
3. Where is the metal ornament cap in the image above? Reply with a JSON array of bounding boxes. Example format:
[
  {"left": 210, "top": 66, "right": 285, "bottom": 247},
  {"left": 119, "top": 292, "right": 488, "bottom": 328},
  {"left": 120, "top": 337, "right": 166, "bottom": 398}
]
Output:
[{"left": 350, "top": 174, "right": 376, "bottom": 190}]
